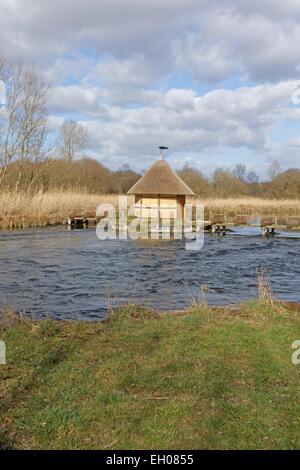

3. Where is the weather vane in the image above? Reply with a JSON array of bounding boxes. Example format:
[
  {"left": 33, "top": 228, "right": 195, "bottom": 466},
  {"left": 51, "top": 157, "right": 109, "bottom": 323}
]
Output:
[{"left": 158, "top": 146, "right": 168, "bottom": 159}]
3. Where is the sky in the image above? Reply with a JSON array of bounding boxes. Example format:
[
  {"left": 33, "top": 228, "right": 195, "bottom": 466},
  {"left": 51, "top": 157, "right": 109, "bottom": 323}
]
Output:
[{"left": 1, "top": 0, "right": 300, "bottom": 177}]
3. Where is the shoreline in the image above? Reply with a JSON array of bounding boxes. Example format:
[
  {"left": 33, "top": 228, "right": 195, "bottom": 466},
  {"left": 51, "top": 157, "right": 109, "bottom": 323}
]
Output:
[
  {"left": 1, "top": 190, "right": 300, "bottom": 229},
  {"left": 1, "top": 221, "right": 300, "bottom": 234},
  {"left": 1, "top": 300, "right": 300, "bottom": 325}
]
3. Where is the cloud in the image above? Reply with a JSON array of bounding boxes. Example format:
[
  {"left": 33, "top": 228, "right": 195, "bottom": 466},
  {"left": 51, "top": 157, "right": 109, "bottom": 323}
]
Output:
[
  {"left": 43, "top": 54, "right": 95, "bottom": 84},
  {"left": 82, "top": 54, "right": 163, "bottom": 105},
  {"left": 173, "top": 34, "right": 237, "bottom": 85},
  {"left": 0, "top": 0, "right": 198, "bottom": 63},
  {"left": 48, "top": 85, "right": 104, "bottom": 114},
  {"left": 173, "top": 9, "right": 300, "bottom": 84},
  {"left": 47, "top": 80, "right": 299, "bottom": 170},
  {"left": 1, "top": 0, "right": 300, "bottom": 173},
  {"left": 2, "top": 0, "right": 300, "bottom": 85},
  {"left": 270, "top": 136, "right": 300, "bottom": 169}
]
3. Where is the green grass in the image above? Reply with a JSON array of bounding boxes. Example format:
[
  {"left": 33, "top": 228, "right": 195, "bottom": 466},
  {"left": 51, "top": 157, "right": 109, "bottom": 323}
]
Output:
[{"left": 0, "top": 301, "right": 299, "bottom": 449}]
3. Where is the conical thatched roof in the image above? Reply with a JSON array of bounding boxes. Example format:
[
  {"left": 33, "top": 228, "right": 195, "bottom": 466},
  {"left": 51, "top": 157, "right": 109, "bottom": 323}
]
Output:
[{"left": 127, "top": 158, "right": 194, "bottom": 196}]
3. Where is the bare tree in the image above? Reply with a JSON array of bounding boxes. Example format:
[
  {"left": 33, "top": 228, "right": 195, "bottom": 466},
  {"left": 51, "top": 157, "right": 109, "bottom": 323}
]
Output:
[
  {"left": 0, "top": 60, "right": 50, "bottom": 188},
  {"left": 0, "top": 55, "right": 7, "bottom": 82},
  {"left": 247, "top": 171, "right": 259, "bottom": 184},
  {"left": 0, "top": 55, "right": 8, "bottom": 179},
  {"left": 268, "top": 160, "right": 281, "bottom": 181},
  {"left": 233, "top": 163, "right": 247, "bottom": 181},
  {"left": 58, "top": 120, "right": 90, "bottom": 162}
]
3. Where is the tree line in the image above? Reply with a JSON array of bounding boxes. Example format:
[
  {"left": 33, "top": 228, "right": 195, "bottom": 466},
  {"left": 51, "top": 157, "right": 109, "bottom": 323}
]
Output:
[
  {"left": 177, "top": 165, "right": 300, "bottom": 199},
  {"left": 0, "top": 56, "right": 299, "bottom": 197},
  {"left": 2, "top": 157, "right": 299, "bottom": 198}
]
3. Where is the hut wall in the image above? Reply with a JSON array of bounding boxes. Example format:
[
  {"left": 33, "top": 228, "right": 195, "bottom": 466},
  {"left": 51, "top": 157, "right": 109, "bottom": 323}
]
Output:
[
  {"left": 159, "top": 196, "right": 178, "bottom": 220},
  {"left": 177, "top": 195, "right": 186, "bottom": 220},
  {"left": 134, "top": 194, "right": 183, "bottom": 220},
  {"left": 134, "top": 195, "right": 158, "bottom": 218}
]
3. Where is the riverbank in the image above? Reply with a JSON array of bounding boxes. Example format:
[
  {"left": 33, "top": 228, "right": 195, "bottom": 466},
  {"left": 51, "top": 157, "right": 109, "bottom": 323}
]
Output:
[
  {"left": 1, "top": 190, "right": 300, "bottom": 229},
  {"left": 1, "top": 300, "right": 299, "bottom": 450}
]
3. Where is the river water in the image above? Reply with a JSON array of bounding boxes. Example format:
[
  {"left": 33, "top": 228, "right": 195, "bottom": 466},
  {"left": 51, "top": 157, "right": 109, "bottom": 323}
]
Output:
[{"left": 0, "top": 226, "right": 299, "bottom": 320}]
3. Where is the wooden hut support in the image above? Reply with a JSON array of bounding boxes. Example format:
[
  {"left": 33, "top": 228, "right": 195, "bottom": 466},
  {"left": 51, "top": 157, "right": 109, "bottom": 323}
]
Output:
[
  {"left": 67, "top": 216, "right": 98, "bottom": 229},
  {"left": 261, "top": 225, "right": 276, "bottom": 237}
]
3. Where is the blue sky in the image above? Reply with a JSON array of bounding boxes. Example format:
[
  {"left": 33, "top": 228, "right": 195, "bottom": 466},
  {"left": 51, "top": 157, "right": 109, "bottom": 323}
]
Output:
[{"left": 1, "top": 0, "right": 300, "bottom": 178}]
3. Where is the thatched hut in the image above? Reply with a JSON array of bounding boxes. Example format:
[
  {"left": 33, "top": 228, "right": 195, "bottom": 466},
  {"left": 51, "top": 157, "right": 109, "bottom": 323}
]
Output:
[{"left": 127, "top": 155, "right": 194, "bottom": 222}]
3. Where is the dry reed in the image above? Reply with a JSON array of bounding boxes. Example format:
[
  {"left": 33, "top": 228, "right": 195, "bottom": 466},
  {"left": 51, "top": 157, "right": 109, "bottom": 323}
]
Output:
[
  {"left": 192, "top": 197, "right": 300, "bottom": 214},
  {"left": 257, "top": 268, "right": 274, "bottom": 305},
  {"left": 0, "top": 190, "right": 128, "bottom": 229},
  {"left": 0, "top": 189, "right": 299, "bottom": 229}
]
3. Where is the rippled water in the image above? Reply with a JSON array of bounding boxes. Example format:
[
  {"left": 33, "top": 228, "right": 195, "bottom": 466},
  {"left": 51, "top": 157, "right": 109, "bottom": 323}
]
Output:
[{"left": 0, "top": 226, "right": 299, "bottom": 320}]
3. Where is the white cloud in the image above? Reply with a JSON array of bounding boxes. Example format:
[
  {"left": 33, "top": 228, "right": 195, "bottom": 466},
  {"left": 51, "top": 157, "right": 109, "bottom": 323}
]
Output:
[
  {"left": 173, "top": 9, "right": 300, "bottom": 84},
  {"left": 43, "top": 54, "right": 94, "bottom": 84},
  {"left": 0, "top": 0, "right": 199, "bottom": 63},
  {"left": 82, "top": 54, "right": 162, "bottom": 105},
  {"left": 269, "top": 137, "right": 300, "bottom": 169},
  {"left": 1, "top": 0, "right": 300, "bottom": 172},
  {"left": 46, "top": 81, "right": 299, "bottom": 170},
  {"left": 2, "top": 0, "right": 300, "bottom": 84},
  {"left": 173, "top": 34, "right": 237, "bottom": 84},
  {"left": 48, "top": 85, "right": 104, "bottom": 114}
]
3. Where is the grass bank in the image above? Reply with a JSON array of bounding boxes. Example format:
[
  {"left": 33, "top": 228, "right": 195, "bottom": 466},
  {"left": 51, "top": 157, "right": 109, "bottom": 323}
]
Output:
[
  {"left": 0, "top": 190, "right": 300, "bottom": 229},
  {"left": 0, "top": 301, "right": 299, "bottom": 449}
]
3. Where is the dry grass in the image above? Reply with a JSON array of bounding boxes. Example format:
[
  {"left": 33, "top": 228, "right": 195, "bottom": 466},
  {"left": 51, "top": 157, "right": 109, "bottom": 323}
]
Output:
[
  {"left": 257, "top": 269, "right": 274, "bottom": 305},
  {"left": 0, "top": 190, "right": 125, "bottom": 229},
  {"left": 0, "top": 190, "right": 299, "bottom": 229},
  {"left": 192, "top": 197, "right": 300, "bottom": 214}
]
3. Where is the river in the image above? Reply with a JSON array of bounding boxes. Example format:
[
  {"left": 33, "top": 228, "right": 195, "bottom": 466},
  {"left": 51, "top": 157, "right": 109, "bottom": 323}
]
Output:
[{"left": 0, "top": 226, "right": 299, "bottom": 319}]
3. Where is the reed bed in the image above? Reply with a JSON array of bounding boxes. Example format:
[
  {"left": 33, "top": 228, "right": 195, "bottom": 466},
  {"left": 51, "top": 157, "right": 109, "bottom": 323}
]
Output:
[
  {"left": 0, "top": 190, "right": 123, "bottom": 229},
  {"left": 0, "top": 190, "right": 300, "bottom": 229},
  {"left": 192, "top": 197, "right": 300, "bottom": 214}
]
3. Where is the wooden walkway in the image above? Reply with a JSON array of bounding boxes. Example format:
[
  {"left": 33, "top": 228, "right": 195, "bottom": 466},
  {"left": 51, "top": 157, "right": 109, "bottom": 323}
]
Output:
[
  {"left": 206, "top": 210, "right": 300, "bottom": 236},
  {"left": 66, "top": 207, "right": 300, "bottom": 236}
]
